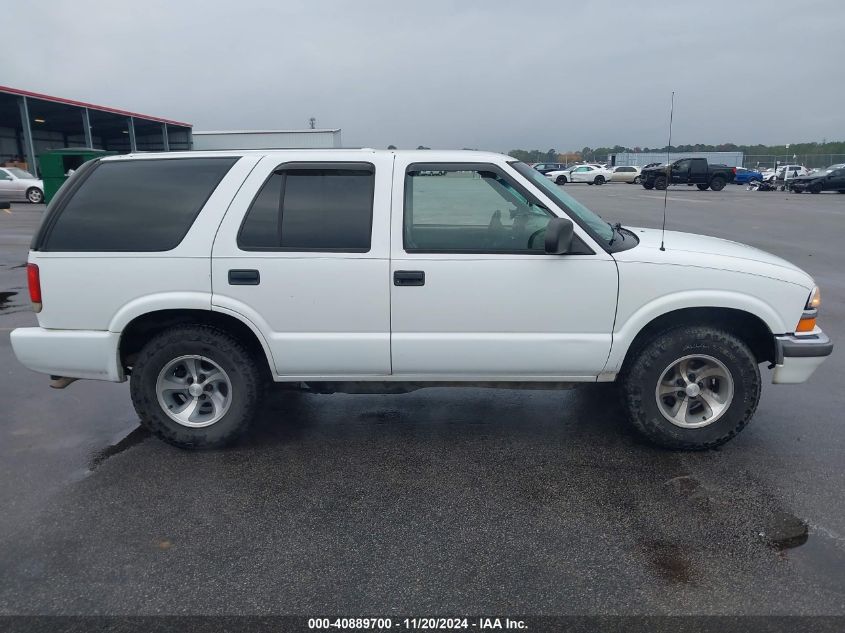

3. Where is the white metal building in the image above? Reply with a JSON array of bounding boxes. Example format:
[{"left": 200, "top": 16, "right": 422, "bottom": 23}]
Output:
[
  {"left": 612, "top": 151, "right": 744, "bottom": 167},
  {"left": 192, "top": 129, "right": 342, "bottom": 150}
]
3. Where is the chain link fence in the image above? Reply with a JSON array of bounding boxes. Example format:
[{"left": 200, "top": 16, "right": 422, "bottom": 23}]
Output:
[{"left": 744, "top": 154, "right": 845, "bottom": 169}]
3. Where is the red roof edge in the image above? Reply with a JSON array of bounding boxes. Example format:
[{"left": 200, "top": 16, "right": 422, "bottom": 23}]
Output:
[{"left": 0, "top": 85, "right": 192, "bottom": 128}]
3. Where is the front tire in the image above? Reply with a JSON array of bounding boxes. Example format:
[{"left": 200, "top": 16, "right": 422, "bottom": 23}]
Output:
[
  {"left": 642, "top": 180, "right": 655, "bottom": 190},
  {"left": 621, "top": 325, "right": 760, "bottom": 450},
  {"left": 809, "top": 183, "right": 822, "bottom": 194},
  {"left": 633, "top": 176, "right": 641, "bottom": 184},
  {"left": 594, "top": 175, "right": 605, "bottom": 185},
  {"left": 696, "top": 183, "right": 709, "bottom": 191},
  {"left": 654, "top": 175, "right": 668, "bottom": 190},
  {"left": 130, "top": 325, "right": 265, "bottom": 449},
  {"left": 26, "top": 187, "right": 43, "bottom": 204}
]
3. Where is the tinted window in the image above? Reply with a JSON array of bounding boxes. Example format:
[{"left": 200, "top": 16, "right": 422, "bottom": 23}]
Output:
[
  {"left": 239, "top": 165, "right": 374, "bottom": 251},
  {"left": 404, "top": 166, "right": 553, "bottom": 252},
  {"left": 44, "top": 158, "right": 236, "bottom": 251}
]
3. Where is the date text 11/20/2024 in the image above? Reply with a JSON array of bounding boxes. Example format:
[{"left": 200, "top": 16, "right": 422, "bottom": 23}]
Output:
[{"left": 307, "top": 617, "right": 528, "bottom": 630}]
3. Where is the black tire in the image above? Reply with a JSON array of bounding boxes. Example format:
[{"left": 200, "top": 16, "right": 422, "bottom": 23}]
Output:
[
  {"left": 642, "top": 180, "right": 655, "bottom": 190},
  {"left": 709, "top": 176, "right": 726, "bottom": 191},
  {"left": 809, "top": 183, "right": 822, "bottom": 194},
  {"left": 838, "top": 190, "right": 845, "bottom": 194},
  {"left": 594, "top": 175, "right": 605, "bottom": 185},
  {"left": 621, "top": 325, "right": 761, "bottom": 450},
  {"left": 633, "top": 176, "right": 641, "bottom": 184},
  {"left": 555, "top": 175, "right": 567, "bottom": 185},
  {"left": 696, "top": 183, "right": 709, "bottom": 191},
  {"left": 26, "top": 187, "right": 43, "bottom": 204},
  {"left": 654, "top": 175, "right": 668, "bottom": 190},
  {"left": 130, "top": 325, "right": 265, "bottom": 449},
  {"left": 587, "top": 181, "right": 594, "bottom": 185}
]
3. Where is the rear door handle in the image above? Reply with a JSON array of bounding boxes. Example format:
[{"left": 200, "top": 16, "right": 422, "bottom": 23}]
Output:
[
  {"left": 393, "top": 270, "right": 425, "bottom": 286},
  {"left": 228, "top": 269, "right": 260, "bottom": 285}
]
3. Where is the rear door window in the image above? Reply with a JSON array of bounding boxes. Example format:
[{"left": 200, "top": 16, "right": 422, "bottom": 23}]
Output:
[{"left": 42, "top": 158, "right": 237, "bottom": 251}]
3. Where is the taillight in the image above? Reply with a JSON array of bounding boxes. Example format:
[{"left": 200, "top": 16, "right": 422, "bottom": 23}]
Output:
[
  {"left": 732, "top": 167, "right": 737, "bottom": 174},
  {"left": 27, "top": 263, "right": 42, "bottom": 313}
]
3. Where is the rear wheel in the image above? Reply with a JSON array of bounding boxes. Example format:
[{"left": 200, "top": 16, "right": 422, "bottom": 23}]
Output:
[
  {"left": 26, "top": 187, "right": 43, "bottom": 204},
  {"left": 621, "top": 325, "right": 760, "bottom": 450},
  {"left": 709, "top": 176, "right": 726, "bottom": 191},
  {"left": 130, "top": 325, "right": 265, "bottom": 449},
  {"left": 654, "top": 175, "right": 668, "bottom": 190},
  {"left": 696, "top": 183, "right": 709, "bottom": 191},
  {"left": 555, "top": 175, "right": 567, "bottom": 185}
]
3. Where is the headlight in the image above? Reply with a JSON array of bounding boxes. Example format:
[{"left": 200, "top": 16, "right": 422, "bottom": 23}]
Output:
[{"left": 807, "top": 286, "right": 821, "bottom": 310}]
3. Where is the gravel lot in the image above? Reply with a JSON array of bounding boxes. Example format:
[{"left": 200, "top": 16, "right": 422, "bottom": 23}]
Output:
[{"left": 0, "top": 184, "right": 843, "bottom": 615}]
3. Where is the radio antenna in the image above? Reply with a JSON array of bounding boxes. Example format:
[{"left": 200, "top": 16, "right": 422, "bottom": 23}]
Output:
[{"left": 659, "top": 91, "right": 674, "bottom": 252}]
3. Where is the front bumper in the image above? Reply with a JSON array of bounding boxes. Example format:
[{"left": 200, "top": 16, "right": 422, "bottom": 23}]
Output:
[
  {"left": 772, "top": 330, "right": 833, "bottom": 384},
  {"left": 10, "top": 327, "right": 125, "bottom": 382}
]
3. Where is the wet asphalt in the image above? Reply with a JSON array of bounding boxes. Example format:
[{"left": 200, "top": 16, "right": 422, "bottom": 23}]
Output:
[{"left": 0, "top": 185, "right": 843, "bottom": 615}]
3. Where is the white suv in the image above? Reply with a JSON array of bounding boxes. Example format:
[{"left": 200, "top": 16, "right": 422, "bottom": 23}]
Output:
[{"left": 11, "top": 150, "right": 832, "bottom": 450}]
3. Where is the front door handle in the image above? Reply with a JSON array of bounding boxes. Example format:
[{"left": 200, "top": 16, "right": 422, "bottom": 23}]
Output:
[
  {"left": 394, "top": 270, "right": 425, "bottom": 286},
  {"left": 228, "top": 269, "right": 260, "bottom": 285}
]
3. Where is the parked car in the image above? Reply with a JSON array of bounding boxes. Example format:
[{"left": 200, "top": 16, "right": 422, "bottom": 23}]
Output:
[
  {"left": 547, "top": 164, "right": 613, "bottom": 185},
  {"left": 733, "top": 167, "right": 764, "bottom": 185},
  {"left": 531, "top": 162, "right": 568, "bottom": 175},
  {"left": 0, "top": 167, "right": 44, "bottom": 203},
  {"left": 609, "top": 166, "right": 642, "bottom": 184},
  {"left": 11, "top": 150, "right": 831, "bottom": 451},
  {"left": 788, "top": 164, "right": 845, "bottom": 194},
  {"left": 641, "top": 158, "right": 736, "bottom": 191},
  {"left": 764, "top": 165, "right": 810, "bottom": 183}
]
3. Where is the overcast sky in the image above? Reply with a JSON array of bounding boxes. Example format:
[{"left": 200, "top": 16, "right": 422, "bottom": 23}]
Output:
[{"left": 3, "top": 0, "right": 843, "bottom": 152}]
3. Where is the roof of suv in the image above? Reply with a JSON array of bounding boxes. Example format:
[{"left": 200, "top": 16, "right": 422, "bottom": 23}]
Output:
[{"left": 100, "top": 149, "right": 512, "bottom": 162}]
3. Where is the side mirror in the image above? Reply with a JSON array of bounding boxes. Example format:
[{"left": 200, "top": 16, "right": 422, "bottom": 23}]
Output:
[
  {"left": 0, "top": 201, "right": 10, "bottom": 210},
  {"left": 544, "top": 217, "right": 574, "bottom": 255}
]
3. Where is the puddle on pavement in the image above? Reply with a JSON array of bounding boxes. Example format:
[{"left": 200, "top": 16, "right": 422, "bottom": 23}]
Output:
[
  {"left": 761, "top": 511, "right": 809, "bottom": 550},
  {"left": 88, "top": 426, "right": 151, "bottom": 471},
  {"left": 643, "top": 540, "right": 692, "bottom": 584},
  {"left": 0, "top": 291, "right": 17, "bottom": 311}
]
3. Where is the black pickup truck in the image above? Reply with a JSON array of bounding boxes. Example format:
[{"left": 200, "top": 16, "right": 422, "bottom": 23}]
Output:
[{"left": 640, "top": 158, "right": 736, "bottom": 191}]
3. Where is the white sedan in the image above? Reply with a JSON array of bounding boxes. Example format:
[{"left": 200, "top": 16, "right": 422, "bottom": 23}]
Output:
[
  {"left": 546, "top": 164, "right": 613, "bottom": 185},
  {"left": 0, "top": 167, "right": 44, "bottom": 203}
]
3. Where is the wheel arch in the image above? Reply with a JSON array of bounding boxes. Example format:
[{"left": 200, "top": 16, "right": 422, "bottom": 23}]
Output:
[
  {"left": 118, "top": 308, "right": 275, "bottom": 380},
  {"left": 611, "top": 306, "right": 778, "bottom": 376}
]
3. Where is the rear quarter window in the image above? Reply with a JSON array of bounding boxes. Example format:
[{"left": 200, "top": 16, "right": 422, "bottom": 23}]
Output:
[{"left": 40, "top": 157, "right": 237, "bottom": 252}]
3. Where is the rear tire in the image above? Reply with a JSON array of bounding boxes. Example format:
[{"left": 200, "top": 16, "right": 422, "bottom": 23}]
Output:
[
  {"left": 696, "top": 183, "right": 709, "bottom": 191},
  {"left": 709, "top": 176, "right": 726, "bottom": 191},
  {"left": 621, "top": 325, "right": 760, "bottom": 450},
  {"left": 130, "top": 325, "right": 265, "bottom": 449}
]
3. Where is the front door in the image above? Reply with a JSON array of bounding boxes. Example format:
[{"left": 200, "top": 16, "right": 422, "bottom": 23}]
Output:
[
  {"left": 211, "top": 154, "right": 394, "bottom": 378},
  {"left": 389, "top": 160, "right": 618, "bottom": 379}
]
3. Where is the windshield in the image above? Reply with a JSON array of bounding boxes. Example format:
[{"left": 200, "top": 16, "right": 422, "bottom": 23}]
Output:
[
  {"left": 510, "top": 161, "right": 614, "bottom": 242},
  {"left": 6, "top": 168, "right": 35, "bottom": 179}
]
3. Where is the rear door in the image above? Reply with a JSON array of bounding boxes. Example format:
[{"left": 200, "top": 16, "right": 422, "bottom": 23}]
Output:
[
  {"left": 689, "top": 159, "right": 708, "bottom": 182},
  {"left": 0, "top": 169, "right": 16, "bottom": 200},
  {"left": 211, "top": 153, "right": 394, "bottom": 378}
]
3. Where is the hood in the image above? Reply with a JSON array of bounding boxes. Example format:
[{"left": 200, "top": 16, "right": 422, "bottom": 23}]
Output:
[
  {"left": 791, "top": 173, "right": 823, "bottom": 182},
  {"left": 616, "top": 226, "right": 813, "bottom": 287}
]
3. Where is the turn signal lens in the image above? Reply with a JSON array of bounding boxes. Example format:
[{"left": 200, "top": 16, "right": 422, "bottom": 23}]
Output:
[
  {"left": 26, "top": 263, "right": 42, "bottom": 313},
  {"left": 796, "top": 317, "right": 817, "bottom": 332}
]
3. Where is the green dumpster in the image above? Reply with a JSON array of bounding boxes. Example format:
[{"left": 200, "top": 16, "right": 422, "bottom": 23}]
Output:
[{"left": 37, "top": 148, "right": 115, "bottom": 204}]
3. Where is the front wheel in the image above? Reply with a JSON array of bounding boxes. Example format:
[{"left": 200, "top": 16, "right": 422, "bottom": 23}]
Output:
[
  {"left": 594, "top": 175, "right": 605, "bottom": 185},
  {"left": 654, "top": 175, "right": 668, "bottom": 190},
  {"left": 809, "top": 183, "right": 822, "bottom": 194},
  {"left": 555, "top": 175, "right": 567, "bottom": 185},
  {"left": 633, "top": 176, "right": 641, "bottom": 184},
  {"left": 130, "top": 325, "right": 265, "bottom": 448},
  {"left": 696, "top": 183, "right": 709, "bottom": 191},
  {"left": 26, "top": 187, "right": 44, "bottom": 204},
  {"left": 621, "top": 326, "right": 760, "bottom": 450},
  {"left": 642, "top": 180, "right": 655, "bottom": 190}
]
